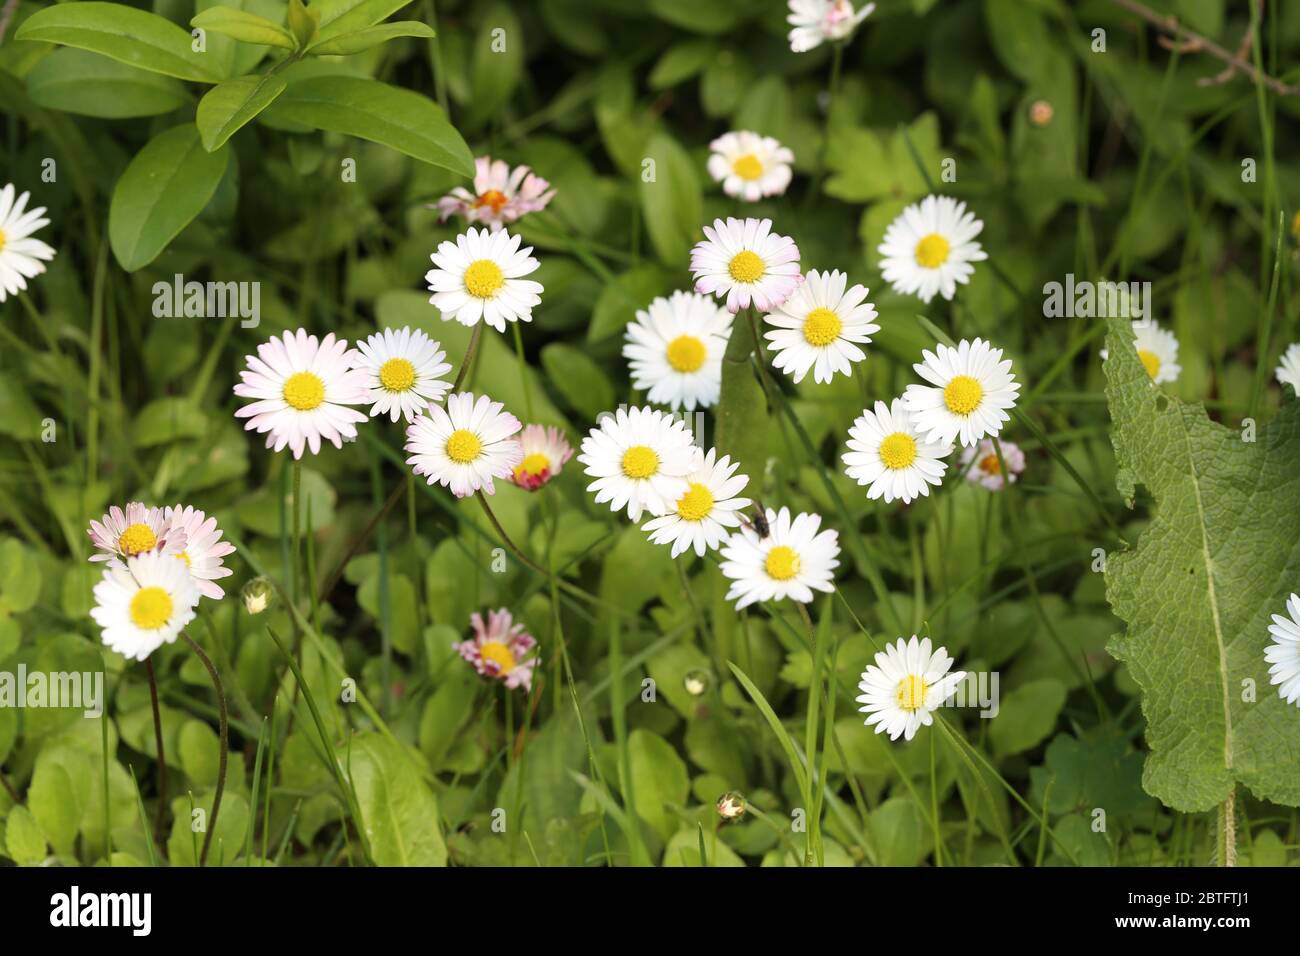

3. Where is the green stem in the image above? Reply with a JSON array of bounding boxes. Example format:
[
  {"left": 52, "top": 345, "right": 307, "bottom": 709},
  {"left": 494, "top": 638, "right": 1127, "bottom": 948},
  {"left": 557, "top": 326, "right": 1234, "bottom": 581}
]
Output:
[
  {"left": 451, "top": 323, "right": 484, "bottom": 394},
  {"left": 144, "top": 659, "right": 168, "bottom": 849},
  {"left": 182, "top": 632, "right": 228, "bottom": 868}
]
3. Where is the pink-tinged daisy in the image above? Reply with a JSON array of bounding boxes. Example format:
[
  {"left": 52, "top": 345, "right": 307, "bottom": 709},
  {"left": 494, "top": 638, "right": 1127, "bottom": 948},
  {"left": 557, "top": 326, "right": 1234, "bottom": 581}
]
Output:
[
  {"left": 960, "top": 438, "right": 1025, "bottom": 492},
  {"left": 405, "top": 391, "right": 522, "bottom": 498},
  {"left": 435, "top": 156, "right": 556, "bottom": 231},
  {"left": 707, "top": 131, "right": 794, "bottom": 202},
  {"left": 787, "top": 0, "right": 875, "bottom": 53},
  {"left": 856, "top": 636, "right": 966, "bottom": 742},
  {"left": 512, "top": 424, "right": 573, "bottom": 491},
  {"left": 233, "top": 329, "right": 370, "bottom": 459},
  {"left": 88, "top": 502, "right": 185, "bottom": 568},
  {"left": 163, "top": 505, "right": 236, "bottom": 600},
  {"left": 690, "top": 217, "right": 802, "bottom": 314},
  {"left": 455, "top": 608, "right": 538, "bottom": 692},
  {"left": 0, "top": 183, "right": 57, "bottom": 303}
]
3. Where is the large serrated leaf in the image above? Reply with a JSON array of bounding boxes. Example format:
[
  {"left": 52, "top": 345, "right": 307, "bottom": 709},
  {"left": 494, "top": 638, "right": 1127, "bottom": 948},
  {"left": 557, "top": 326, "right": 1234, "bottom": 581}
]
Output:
[{"left": 1103, "top": 315, "right": 1300, "bottom": 812}]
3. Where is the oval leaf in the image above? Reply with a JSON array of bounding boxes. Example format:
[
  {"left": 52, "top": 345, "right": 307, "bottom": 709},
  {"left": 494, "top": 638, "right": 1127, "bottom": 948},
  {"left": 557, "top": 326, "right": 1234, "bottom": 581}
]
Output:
[
  {"left": 197, "top": 73, "right": 288, "bottom": 151},
  {"left": 25, "top": 48, "right": 188, "bottom": 118},
  {"left": 307, "top": 20, "right": 434, "bottom": 55},
  {"left": 191, "top": 7, "right": 297, "bottom": 49}
]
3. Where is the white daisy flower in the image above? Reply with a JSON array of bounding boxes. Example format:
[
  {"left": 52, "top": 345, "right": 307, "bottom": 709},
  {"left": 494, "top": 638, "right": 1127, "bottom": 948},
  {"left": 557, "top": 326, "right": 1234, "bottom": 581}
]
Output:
[
  {"left": 1266, "top": 592, "right": 1300, "bottom": 707},
  {"left": 435, "top": 156, "right": 555, "bottom": 231},
  {"left": 233, "top": 328, "right": 370, "bottom": 459},
  {"left": 90, "top": 551, "right": 202, "bottom": 662},
  {"left": 425, "top": 227, "right": 543, "bottom": 333},
  {"left": 706, "top": 131, "right": 795, "bottom": 202},
  {"left": 1276, "top": 343, "right": 1300, "bottom": 394},
  {"left": 0, "top": 183, "right": 57, "bottom": 303},
  {"left": 578, "top": 406, "right": 697, "bottom": 521},
  {"left": 624, "top": 290, "right": 733, "bottom": 411},
  {"left": 512, "top": 424, "right": 573, "bottom": 491},
  {"left": 405, "top": 392, "right": 522, "bottom": 498},
  {"left": 856, "top": 635, "right": 966, "bottom": 741},
  {"left": 719, "top": 506, "right": 840, "bottom": 609},
  {"left": 842, "top": 399, "right": 950, "bottom": 504},
  {"left": 877, "top": 195, "right": 987, "bottom": 304},
  {"left": 787, "top": 0, "right": 875, "bottom": 52},
  {"left": 1099, "top": 320, "right": 1182, "bottom": 385},
  {"left": 691, "top": 217, "right": 802, "bottom": 314},
  {"left": 764, "top": 269, "right": 879, "bottom": 384},
  {"left": 642, "top": 447, "right": 751, "bottom": 558},
  {"left": 163, "top": 505, "right": 236, "bottom": 600},
  {"left": 960, "top": 438, "right": 1024, "bottom": 492},
  {"left": 87, "top": 502, "right": 186, "bottom": 568},
  {"left": 349, "top": 326, "right": 452, "bottom": 423},
  {"left": 902, "top": 338, "right": 1020, "bottom": 447}
]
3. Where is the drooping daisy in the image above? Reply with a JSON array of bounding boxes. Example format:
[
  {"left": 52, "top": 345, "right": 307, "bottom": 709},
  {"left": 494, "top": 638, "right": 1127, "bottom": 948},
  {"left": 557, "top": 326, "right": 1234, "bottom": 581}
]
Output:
[
  {"left": 642, "top": 448, "right": 751, "bottom": 558},
  {"left": 706, "top": 131, "right": 795, "bottom": 203},
  {"left": 90, "top": 551, "right": 202, "bottom": 662},
  {"left": 233, "top": 328, "right": 370, "bottom": 459},
  {"left": 1276, "top": 343, "right": 1300, "bottom": 394},
  {"left": 425, "top": 227, "right": 543, "bottom": 333},
  {"left": 902, "top": 338, "right": 1020, "bottom": 448},
  {"left": 578, "top": 406, "right": 697, "bottom": 521},
  {"left": 764, "top": 269, "right": 879, "bottom": 384},
  {"left": 856, "top": 636, "right": 967, "bottom": 742},
  {"left": 842, "top": 399, "right": 949, "bottom": 504},
  {"left": 349, "top": 326, "right": 452, "bottom": 423},
  {"left": 455, "top": 608, "right": 538, "bottom": 692},
  {"left": 877, "top": 195, "right": 987, "bottom": 304},
  {"left": 512, "top": 424, "right": 573, "bottom": 491},
  {"left": 88, "top": 502, "right": 185, "bottom": 567},
  {"left": 435, "top": 156, "right": 555, "bottom": 231},
  {"left": 163, "top": 505, "right": 235, "bottom": 600},
  {"left": 691, "top": 217, "right": 802, "bottom": 314},
  {"left": 960, "top": 438, "right": 1025, "bottom": 492},
  {"left": 719, "top": 507, "right": 839, "bottom": 609},
  {"left": 405, "top": 392, "right": 522, "bottom": 498},
  {"left": 624, "top": 290, "right": 733, "bottom": 411},
  {"left": 0, "top": 183, "right": 57, "bottom": 303},
  {"left": 1266, "top": 593, "right": 1300, "bottom": 707},
  {"left": 787, "top": 0, "right": 875, "bottom": 52}
]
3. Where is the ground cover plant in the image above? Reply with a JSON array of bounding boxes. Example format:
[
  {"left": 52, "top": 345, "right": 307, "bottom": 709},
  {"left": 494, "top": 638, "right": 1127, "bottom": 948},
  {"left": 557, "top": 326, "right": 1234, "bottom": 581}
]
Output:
[{"left": 0, "top": 0, "right": 1298, "bottom": 869}]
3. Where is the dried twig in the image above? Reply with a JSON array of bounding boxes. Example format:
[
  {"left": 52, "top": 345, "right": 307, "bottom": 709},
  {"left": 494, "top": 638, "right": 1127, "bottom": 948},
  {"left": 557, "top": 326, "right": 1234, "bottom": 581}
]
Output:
[{"left": 0, "top": 0, "right": 20, "bottom": 45}]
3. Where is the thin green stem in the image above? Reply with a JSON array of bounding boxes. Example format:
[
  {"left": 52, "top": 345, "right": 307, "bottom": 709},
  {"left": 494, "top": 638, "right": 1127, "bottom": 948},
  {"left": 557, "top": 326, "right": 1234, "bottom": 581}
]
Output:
[{"left": 182, "top": 632, "right": 228, "bottom": 868}]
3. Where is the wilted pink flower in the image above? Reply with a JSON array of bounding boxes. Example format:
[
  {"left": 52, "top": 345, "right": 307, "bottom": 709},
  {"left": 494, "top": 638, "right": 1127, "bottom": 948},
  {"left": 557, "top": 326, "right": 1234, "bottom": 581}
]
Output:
[
  {"left": 960, "top": 439, "right": 1025, "bottom": 491},
  {"left": 455, "top": 608, "right": 538, "bottom": 692},
  {"left": 511, "top": 424, "right": 572, "bottom": 491},
  {"left": 435, "top": 157, "right": 555, "bottom": 231}
]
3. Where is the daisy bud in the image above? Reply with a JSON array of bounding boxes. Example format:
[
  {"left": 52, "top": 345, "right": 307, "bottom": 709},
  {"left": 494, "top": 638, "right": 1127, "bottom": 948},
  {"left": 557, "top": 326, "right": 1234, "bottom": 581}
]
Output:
[
  {"left": 1029, "top": 99, "right": 1054, "bottom": 126},
  {"left": 242, "top": 577, "right": 274, "bottom": 615},
  {"left": 683, "top": 670, "right": 711, "bottom": 697},
  {"left": 716, "top": 791, "right": 747, "bottom": 822}
]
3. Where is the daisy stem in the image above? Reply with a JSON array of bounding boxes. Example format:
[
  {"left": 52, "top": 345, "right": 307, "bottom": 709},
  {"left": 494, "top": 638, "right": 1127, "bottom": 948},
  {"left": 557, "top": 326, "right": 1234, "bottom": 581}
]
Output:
[
  {"left": 317, "top": 479, "right": 405, "bottom": 606},
  {"left": 476, "top": 490, "right": 545, "bottom": 575},
  {"left": 451, "top": 323, "right": 484, "bottom": 394},
  {"left": 182, "top": 631, "right": 228, "bottom": 868},
  {"left": 144, "top": 659, "right": 168, "bottom": 849},
  {"left": 290, "top": 459, "right": 302, "bottom": 605}
]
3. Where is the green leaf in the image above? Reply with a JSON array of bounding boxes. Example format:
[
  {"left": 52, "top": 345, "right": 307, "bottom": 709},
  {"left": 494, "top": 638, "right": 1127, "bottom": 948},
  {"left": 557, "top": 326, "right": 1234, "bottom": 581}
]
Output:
[
  {"left": 196, "top": 73, "right": 288, "bottom": 151},
  {"left": 191, "top": 7, "right": 297, "bottom": 48},
  {"left": 727, "top": 661, "right": 808, "bottom": 796},
  {"left": 4, "top": 806, "right": 47, "bottom": 865},
  {"left": 345, "top": 733, "right": 447, "bottom": 866},
  {"left": 714, "top": 316, "right": 769, "bottom": 483},
  {"left": 15, "top": 2, "right": 224, "bottom": 83},
  {"left": 825, "top": 112, "right": 943, "bottom": 205},
  {"left": 108, "top": 124, "right": 232, "bottom": 272},
  {"left": 310, "top": 0, "right": 415, "bottom": 41},
  {"left": 25, "top": 48, "right": 188, "bottom": 118},
  {"left": 307, "top": 20, "right": 433, "bottom": 55},
  {"left": 540, "top": 343, "right": 615, "bottom": 421},
  {"left": 648, "top": 38, "right": 717, "bottom": 89},
  {"left": 464, "top": 2, "right": 523, "bottom": 130},
  {"left": 628, "top": 730, "right": 689, "bottom": 841},
  {"left": 358, "top": 572, "right": 419, "bottom": 655},
  {"left": 263, "top": 76, "right": 473, "bottom": 177},
  {"left": 638, "top": 132, "right": 702, "bottom": 267},
  {"left": 0, "top": 539, "right": 42, "bottom": 615},
  {"left": 1104, "top": 315, "right": 1300, "bottom": 810},
  {"left": 286, "top": 0, "right": 321, "bottom": 46},
  {"left": 989, "top": 678, "right": 1066, "bottom": 758},
  {"left": 132, "top": 396, "right": 208, "bottom": 447}
]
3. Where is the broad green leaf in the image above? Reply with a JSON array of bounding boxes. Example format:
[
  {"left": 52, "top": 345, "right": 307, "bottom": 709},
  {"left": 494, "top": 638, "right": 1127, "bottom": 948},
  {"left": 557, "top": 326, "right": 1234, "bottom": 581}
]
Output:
[
  {"left": 465, "top": 3, "right": 523, "bottom": 130},
  {"left": 825, "top": 112, "right": 943, "bottom": 205},
  {"left": 311, "top": 0, "right": 415, "bottom": 41},
  {"left": 540, "top": 343, "right": 615, "bottom": 421},
  {"left": 26, "top": 48, "right": 188, "bottom": 118},
  {"left": 1104, "top": 315, "right": 1300, "bottom": 811},
  {"left": 132, "top": 396, "right": 208, "bottom": 447},
  {"left": 286, "top": 0, "right": 320, "bottom": 46},
  {"left": 869, "top": 797, "right": 931, "bottom": 867},
  {"left": 989, "top": 678, "right": 1066, "bottom": 758},
  {"left": 191, "top": 6, "right": 296, "bottom": 48},
  {"left": 638, "top": 132, "right": 701, "bottom": 267},
  {"left": 307, "top": 20, "right": 433, "bottom": 55},
  {"left": 0, "top": 539, "right": 42, "bottom": 615},
  {"left": 648, "top": 38, "right": 717, "bottom": 89},
  {"left": 108, "top": 124, "right": 231, "bottom": 272},
  {"left": 358, "top": 572, "right": 419, "bottom": 655},
  {"left": 627, "top": 730, "right": 689, "bottom": 841},
  {"left": 4, "top": 806, "right": 47, "bottom": 865},
  {"left": 15, "top": 2, "right": 224, "bottom": 83},
  {"left": 179, "top": 720, "right": 221, "bottom": 787},
  {"left": 713, "top": 315, "right": 769, "bottom": 483},
  {"left": 346, "top": 733, "right": 447, "bottom": 866},
  {"left": 586, "top": 264, "right": 674, "bottom": 342},
  {"left": 263, "top": 76, "right": 473, "bottom": 177},
  {"left": 196, "top": 73, "right": 288, "bottom": 151}
]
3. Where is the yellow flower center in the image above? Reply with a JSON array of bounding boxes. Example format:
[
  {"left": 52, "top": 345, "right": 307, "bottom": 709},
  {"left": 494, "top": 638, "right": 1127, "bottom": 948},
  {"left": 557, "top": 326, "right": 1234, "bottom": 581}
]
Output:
[
  {"left": 176, "top": 550, "right": 192, "bottom": 568},
  {"left": 480, "top": 640, "right": 516, "bottom": 674},
  {"left": 283, "top": 371, "right": 325, "bottom": 411},
  {"left": 732, "top": 153, "right": 764, "bottom": 181},
  {"left": 943, "top": 375, "right": 983, "bottom": 415},
  {"left": 379, "top": 357, "right": 416, "bottom": 392},
  {"left": 516, "top": 452, "right": 550, "bottom": 477},
  {"left": 914, "top": 233, "right": 951, "bottom": 269},
  {"left": 474, "top": 189, "right": 509, "bottom": 214},
  {"left": 802, "top": 307, "right": 842, "bottom": 346},
  {"left": 446, "top": 429, "right": 482, "bottom": 463},
  {"left": 621, "top": 445, "right": 658, "bottom": 479},
  {"left": 879, "top": 432, "right": 918, "bottom": 470},
  {"left": 979, "top": 453, "right": 1001, "bottom": 475},
  {"left": 666, "top": 334, "right": 707, "bottom": 373},
  {"left": 118, "top": 523, "right": 158, "bottom": 556},
  {"left": 1137, "top": 349, "right": 1161, "bottom": 380},
  {"left": 728, "top": 250, "right": 765, "bottom": 284},
  {"left": 129, "top": 586, "right": 173, "bottom": 630},
  {"left": 464, "top": 259, "right": 505, "bottom": 298},
  {"left": 675, "top": 482, "right": 714, "bottom": 522},
  {"left": 764, "top": 545, "right": 801, "bottom": 581},
  {"left": 0, "top": 228, "right": 6, "bottom": 251},
  {"left": 895, "top": 674, "right": 928, "bottom": 712}
]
